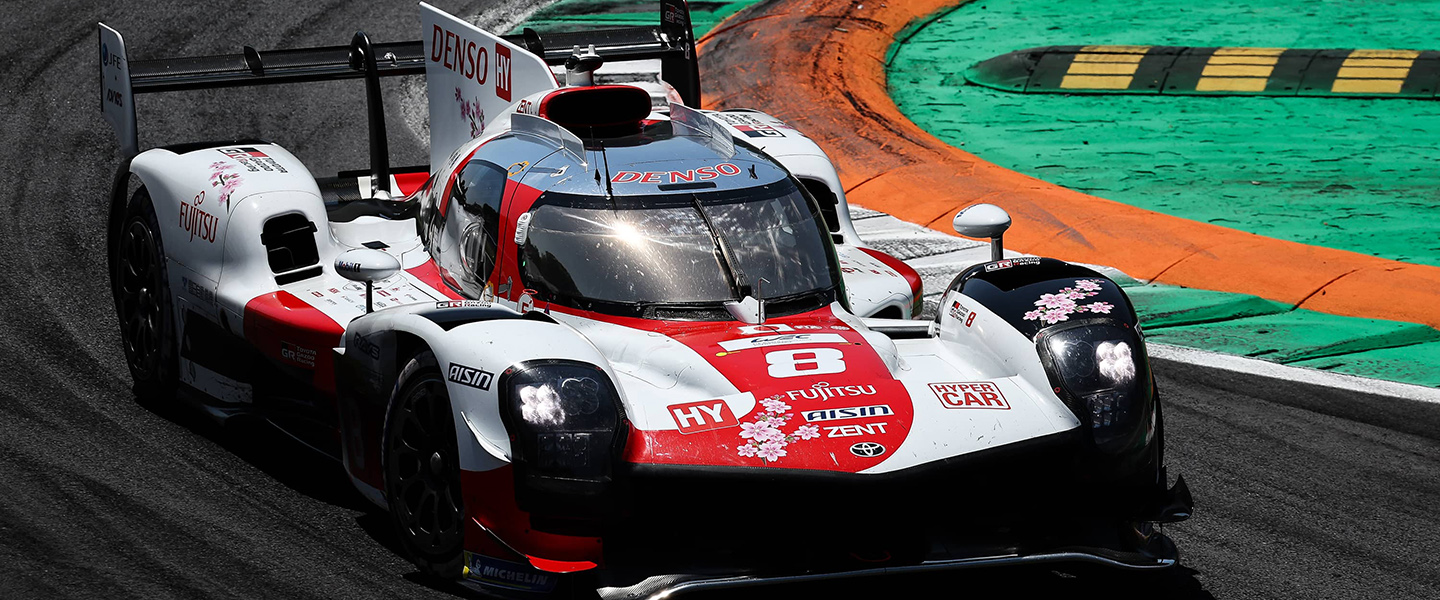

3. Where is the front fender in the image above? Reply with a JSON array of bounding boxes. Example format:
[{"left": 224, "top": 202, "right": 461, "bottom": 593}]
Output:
[{"left": 335, "top": 302, "right": 620, "bottom": 504}]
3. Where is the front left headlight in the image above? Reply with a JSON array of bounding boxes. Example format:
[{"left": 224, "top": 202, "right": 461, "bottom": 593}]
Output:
[
  {"left": 1036, "top": 320, "right": 1153, "bottom": 455},
  {"left": 500, "top": 360, "right": 626, "bottom": 508}
]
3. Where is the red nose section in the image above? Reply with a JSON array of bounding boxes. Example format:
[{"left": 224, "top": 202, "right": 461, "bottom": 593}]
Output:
[{"left": 614, "top": 307, "right": 913, "bottom": 473}]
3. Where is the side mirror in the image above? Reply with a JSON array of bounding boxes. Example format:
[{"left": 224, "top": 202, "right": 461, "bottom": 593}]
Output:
[
  {"left": 335, "top": 248, "right": 401, "bottom": 313},
  {"left": 953, "top": 203, "right": 1012, "bottom": 261}
]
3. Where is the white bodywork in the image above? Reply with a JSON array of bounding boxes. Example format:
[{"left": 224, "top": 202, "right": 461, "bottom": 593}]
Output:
[{"left": 111, "top": 5, "right": 1083, "bottom": 505}]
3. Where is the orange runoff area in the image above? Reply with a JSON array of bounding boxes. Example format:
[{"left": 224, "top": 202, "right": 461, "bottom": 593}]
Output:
[{"left": 696, "top": 0, "right": 1440, "bottom": 330}]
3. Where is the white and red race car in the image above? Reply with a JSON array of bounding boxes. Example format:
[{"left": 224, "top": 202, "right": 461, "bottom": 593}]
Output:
[{"left": 100, "top": 1, "right": 1190, "bottom": 596}]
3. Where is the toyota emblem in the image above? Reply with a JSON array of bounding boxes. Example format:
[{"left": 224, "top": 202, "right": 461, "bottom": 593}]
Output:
[{"left": 850, "top": 442, "right": 885, "bottom": 457}]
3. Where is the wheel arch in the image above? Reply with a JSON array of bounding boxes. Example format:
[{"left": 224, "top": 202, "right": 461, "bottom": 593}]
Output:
[{"left": 336, "top": 306, "right": 617, "bottom": 509}]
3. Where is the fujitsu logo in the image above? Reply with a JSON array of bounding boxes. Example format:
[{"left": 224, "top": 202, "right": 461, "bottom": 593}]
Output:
[
  {"left": 783, "top": 381, "right": 877, "bottom": 402},
  {"left": 179, "top": 192, "right": 218, "bottom": 243}
]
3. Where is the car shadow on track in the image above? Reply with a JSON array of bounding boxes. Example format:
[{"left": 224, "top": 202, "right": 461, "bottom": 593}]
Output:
[
  {"left": 139, "top": 395, "right": 371, "bottom": 512},
  {"left": 686, "top": 564, "right": 1217, "bottom": 600}
]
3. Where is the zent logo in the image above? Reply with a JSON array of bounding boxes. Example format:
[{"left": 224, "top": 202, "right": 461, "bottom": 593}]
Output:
[
  {"left": 766, "top": 348, "right": 846, "bottom": 378},
  {"left": 929, "top": 382, "right": 1010, "bottom": 410},
  {"left": 448, "top": 363, "right": 494, "bottom": 391},
  {"left": 495, "top": 43, "right": 512, "bottom": 101},
  {"left": 825, "top": 421, "right": 888, "bottom": 438},
  {"left": 667, "top": 400, "right": 738, "bottom": 434}
]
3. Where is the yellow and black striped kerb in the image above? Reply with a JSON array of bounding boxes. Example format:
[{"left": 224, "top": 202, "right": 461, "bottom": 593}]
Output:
[{"left": 966, "top": 45, "right": 1440, "bottom": 98}]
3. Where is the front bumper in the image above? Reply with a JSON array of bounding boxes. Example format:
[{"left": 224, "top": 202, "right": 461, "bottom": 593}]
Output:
[{"left": 596, "top": 542, "right": 1176, "bottom": 600}]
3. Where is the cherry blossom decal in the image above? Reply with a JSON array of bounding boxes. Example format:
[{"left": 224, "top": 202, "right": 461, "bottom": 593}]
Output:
[
  {"left": 208, "top": 161, "right": 243, "bottom": 210},
  {"left": 456, "top": 87, "right": 485, "bottom": 138},
  {"left": 736, "top": 396, "right": 819, "bottom": 463},
  {"left": 1022, "top": 279, "right": 1115, "bottom": 325}
]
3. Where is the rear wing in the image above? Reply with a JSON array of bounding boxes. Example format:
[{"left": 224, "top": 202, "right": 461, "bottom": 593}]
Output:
[{"left": 98, "top": 0, "right": 700, "bottom": 193}]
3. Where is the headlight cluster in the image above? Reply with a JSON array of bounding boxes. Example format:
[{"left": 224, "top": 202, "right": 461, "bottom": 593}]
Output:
[
  {"left": 501, "top": 361, "right": 625, "bottom": 506},
  {"left": 1037, "top": 321, "right": 1152, "bottom": 455}
]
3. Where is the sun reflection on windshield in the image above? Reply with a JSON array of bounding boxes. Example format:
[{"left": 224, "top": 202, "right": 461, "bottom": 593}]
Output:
[{"left": 609, "top": 220, "right": 648, "bottom": 247}]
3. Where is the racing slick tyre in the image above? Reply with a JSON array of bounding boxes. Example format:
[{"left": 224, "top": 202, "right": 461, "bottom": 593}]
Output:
[
  {"left": 383, "top": 350, "right": 466, "bottom": 580},
  {"left": 113, "top": 187, "right": 178, "bottom": 403}
]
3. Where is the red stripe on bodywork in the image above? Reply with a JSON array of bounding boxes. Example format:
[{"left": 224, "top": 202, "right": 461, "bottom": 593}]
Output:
[
  {"left": 393, "top": 171, "right": 430, "bottom": 197},
  {"left": 545, "top": 305, "right": 913, "bottom": 473},
  {"left": 858, "top": 246, "right": 923, "bottom": 298},
  {"left": 406, "top": 260, "right": 464, "bottom": 299},
  {"left": 243, "top": 291, "right": 345, "bottom": 395}
]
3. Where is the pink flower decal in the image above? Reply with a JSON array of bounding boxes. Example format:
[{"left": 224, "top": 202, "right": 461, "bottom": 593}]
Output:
[
  {"left": 757, "top": 441, "right": 787, "bottom": 461},
  {"left": 739, "top": 421, "right": 771, "bottom": 440},
  {"left": 208, "top": 161, "right": 243, "bottom": 209},
  {"left": 1036, "top": 293, "right": 1077, "bottom": 312},
  {"left": 456, "top": 87, "right": 485, "bottom": 139},
  {"left": 760, "top": 398, "right": 791, "bottom": 414},
  {"left": 1022, "top": 279, "right": 1114, "bottom": 325},
  {"left": 736, "top": 393, "right": 817, "bottom": 464}
]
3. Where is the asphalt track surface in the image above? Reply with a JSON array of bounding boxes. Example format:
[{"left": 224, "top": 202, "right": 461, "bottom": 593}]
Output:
[{"left": 0, "top": 1, "right": 1438, "bottom": 598}]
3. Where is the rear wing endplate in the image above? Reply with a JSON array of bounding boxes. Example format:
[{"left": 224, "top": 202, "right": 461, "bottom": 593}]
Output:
[{"left": 98, "top": 0, "right": 700, "bottom": 190}]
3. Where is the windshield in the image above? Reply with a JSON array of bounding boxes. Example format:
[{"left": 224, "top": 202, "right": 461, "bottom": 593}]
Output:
[{"left": 519, "top": 180, "right": 839, "bottom": 313}]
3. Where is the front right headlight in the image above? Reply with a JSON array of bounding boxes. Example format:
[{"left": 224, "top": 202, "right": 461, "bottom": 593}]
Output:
[
  {"left": 499, "top": 360, "right": 626, "bottom": 507},
  {"left": 1036, "top": 320, "right": 1153, "bottom": 455}
]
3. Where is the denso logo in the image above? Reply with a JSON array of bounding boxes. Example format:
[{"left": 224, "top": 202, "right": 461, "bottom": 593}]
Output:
[
  {"left": 784, "top": 381, "right": 878, "bottom": 402},
  {"left": 610, "top": 163, "right": 742, "bottom": 184},
  {"left": 179, "top": 192, "right": 218, "bottom": 243},
  {"left": 429, "top": 25, "right": 489, "bottom": 84},
  {"left": 929, "top": 382, "right": 1010, "bottom": 410}
]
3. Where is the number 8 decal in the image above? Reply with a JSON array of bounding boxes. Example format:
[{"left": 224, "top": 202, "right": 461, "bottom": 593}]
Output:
[{"left": 766, "top": 348, "right": 846, "bottom": 378}]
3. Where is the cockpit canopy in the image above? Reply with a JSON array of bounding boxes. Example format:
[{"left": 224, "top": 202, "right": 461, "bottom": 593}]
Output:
[{"left": 519, "top": 179, "right": 840, "bottom": 318}]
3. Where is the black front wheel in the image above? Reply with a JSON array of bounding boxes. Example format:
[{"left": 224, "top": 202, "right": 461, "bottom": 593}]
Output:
[
  {"left": 114, "top": 187, "right": 177, "bottom": 401},
  {"left": 384, "top": 351, "right": 465, "bottom": 578}
]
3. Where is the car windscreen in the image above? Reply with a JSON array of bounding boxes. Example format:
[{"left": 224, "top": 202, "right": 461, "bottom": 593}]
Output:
[{"left": 519, "top": 180, "right": 838, "bottom": 309}]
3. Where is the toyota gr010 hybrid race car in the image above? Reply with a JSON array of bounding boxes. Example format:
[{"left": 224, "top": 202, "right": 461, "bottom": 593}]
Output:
[{"left": 98, "top": 1, "right": 1192, "bottom": 596}]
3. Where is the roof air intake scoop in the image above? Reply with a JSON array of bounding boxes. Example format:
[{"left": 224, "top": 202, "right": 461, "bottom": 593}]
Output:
[{"left": 565, "top": 44, "right": 604, "bottom": 87}]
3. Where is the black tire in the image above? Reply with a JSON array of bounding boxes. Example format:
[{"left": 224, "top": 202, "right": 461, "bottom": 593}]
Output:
[
  {"left": 383, "top": 351, "right": 466, "bottom": 579},
  {"left": 114, "top": 187, "right": 178, "bottom": 402}
]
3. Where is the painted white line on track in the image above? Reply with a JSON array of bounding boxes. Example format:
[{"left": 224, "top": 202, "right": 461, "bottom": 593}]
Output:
[{"left": 1148, "top": 342, "right": 1440, "bottom": 403}]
